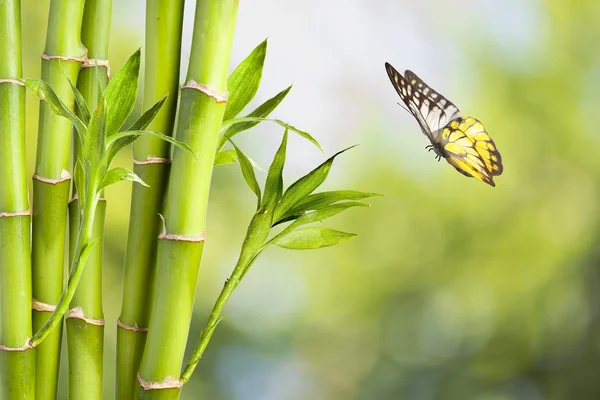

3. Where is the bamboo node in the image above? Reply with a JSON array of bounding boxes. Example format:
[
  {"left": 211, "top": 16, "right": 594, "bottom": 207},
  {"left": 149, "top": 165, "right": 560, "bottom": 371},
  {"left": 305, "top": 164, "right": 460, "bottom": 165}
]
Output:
[
  {"left": 0, "top": 339, "right": 33, "bottom": 352},
  {"left": 81, "top": 58, "right": 111, "bottom": 77},
  {"left": 33, "top": 169, "right": 71, "bottom": 185},
  {"left": 0, "top": 208, "right": 31, "bottom": 218},
  {"left": 157, "top": 214, "right": 206, "bottom": 242},
  {"left": 41, "top": 52, "right": 87, "bottom": 63},
  {"left": 0, "top": 78, "right": 25, "bottom": 86},
  {"left": 133, "top": 156, "right": 172, "bottom": 165},
  {"left": 181, "top": 80, "right": 228, "bottom": 103},
  {"left": 117, "top": 318, "right": 148, "bottom": 332},
  {"left": 137, "top": 372, "right": 183, "bottom": 390},
  {"left": 66, "top": 306, "right": 105, "bottom": 326},
  {"left": 32, "top": 298, "right": 57, "bottom": 312}
]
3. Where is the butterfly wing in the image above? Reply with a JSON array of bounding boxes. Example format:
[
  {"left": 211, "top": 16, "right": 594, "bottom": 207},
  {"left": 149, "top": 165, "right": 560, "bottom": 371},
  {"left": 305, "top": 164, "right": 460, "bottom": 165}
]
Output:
[
  {"left": 404, "top": 69, "right": 460, "bottom": 129},
  {"left": 440, "top": 116, "right": 503, "bottom": 186},
  {"left": 385, "top": 63, "right": 460, "bottom": 141}
]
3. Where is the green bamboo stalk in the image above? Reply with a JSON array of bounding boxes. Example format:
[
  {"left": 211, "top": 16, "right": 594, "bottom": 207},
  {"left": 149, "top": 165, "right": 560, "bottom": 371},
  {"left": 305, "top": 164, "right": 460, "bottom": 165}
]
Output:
[
  {"left": 137, "top": 0, "right": 239, "bottom": 398},
  {"left": 116, "top": 1, "right": 184, "bottom": 397},
  {"left": 66, "top": 0, "right": 112, "bottom": 397},
  {"left": 31, "top": 0, "right": 86, "bottom": 398},
  {"left": 0, "top": 0, "right": 35, "bottom": 398}
]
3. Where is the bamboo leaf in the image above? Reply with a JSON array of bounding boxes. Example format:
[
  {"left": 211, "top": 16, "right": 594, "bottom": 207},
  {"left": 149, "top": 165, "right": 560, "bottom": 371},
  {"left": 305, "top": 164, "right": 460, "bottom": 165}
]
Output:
[
  {"left": 214, "top": 150, "right": 237, "bottom": 166},
  {"left": 98, "top": 167, "right": 148, "bottom": 192},
  {"left": 106, "top": 130, "right": 196, "bottom": 160},
  {"left": 74, "top": 158, "right": 86, "bottom": 210},
  {"left": 66, "top": 75, "right": 90, "bottom": 124},
  {"left": 273, "top": 146, "right": 356, "bottom": 223},
  {"left": 280, "top": 190, "right": 382, "bottom": 222},
  {"left": 262, "top": 129, "right": 287, "bottom": 210},
  {"left": 125, "top": 95, "right": 167, "bottom": 131},
  {"left": 223, "top": 39, "right": 267, "bottom": 121},
  {"left": 219, "top": 86, "right": 294, "bottom": 149},
  {"left": 104, "top": 49, "right": 141, "bottom": 137},
  {"left": 231, "top": 142, "right": 261, "bottom": 208},
  {"left": 272, "top": 227, "right": 356, "bottom": 250},
  {"left": 85, "top": 97, "right": 107, "bottom": 165},
  {"left": 22, "top": 78, "right": 87, "bottom": 137},
  {"left": 106, "top": 136, "right": 139, "bottom": 168},
  {"left": 269, "top": 202, "right": 368, "bottom": 242}
]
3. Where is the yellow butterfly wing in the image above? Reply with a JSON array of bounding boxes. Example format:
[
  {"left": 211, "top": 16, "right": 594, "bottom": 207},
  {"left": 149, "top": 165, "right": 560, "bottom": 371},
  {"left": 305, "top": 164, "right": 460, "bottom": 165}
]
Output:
[{"left": 439, "top": 117, "right": 503, "bottom": 187}]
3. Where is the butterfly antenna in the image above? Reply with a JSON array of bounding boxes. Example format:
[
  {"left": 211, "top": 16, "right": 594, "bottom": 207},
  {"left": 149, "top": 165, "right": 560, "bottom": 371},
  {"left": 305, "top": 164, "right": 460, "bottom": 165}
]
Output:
[{"left": 396, "top": 102, "right": 411, "bottom": 114}]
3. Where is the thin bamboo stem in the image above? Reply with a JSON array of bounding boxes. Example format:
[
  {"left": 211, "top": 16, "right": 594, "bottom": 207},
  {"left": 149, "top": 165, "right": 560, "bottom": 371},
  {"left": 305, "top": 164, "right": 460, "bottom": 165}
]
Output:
[
  {"left": 116, "top": 1, "right": 184, "bottom": 397},
  {"left": 66, "top": 0, "right": 112, "bottom": 398},
  {"left": 0, "top": 0, "right": 34, "bottom": 398},
  {"left": 137, "top": 1, "right": 239, "bottom": 398},
  {"left": 31, "top": 0, "right": 86, "bottom": 398}
]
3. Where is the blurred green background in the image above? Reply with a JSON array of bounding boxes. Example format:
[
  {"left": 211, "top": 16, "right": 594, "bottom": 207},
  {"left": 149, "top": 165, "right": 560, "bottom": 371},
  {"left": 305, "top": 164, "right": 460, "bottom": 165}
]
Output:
[{"left": 15, "top": 0, "right": 600, "bottom": 399}]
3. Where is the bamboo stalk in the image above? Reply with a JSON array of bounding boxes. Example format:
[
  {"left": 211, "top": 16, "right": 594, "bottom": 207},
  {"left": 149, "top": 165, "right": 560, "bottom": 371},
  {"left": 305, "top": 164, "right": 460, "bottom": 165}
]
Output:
[
  {"left": 116, "top": 1, "right": 184, "bottom": 397},
  {"left": 0, "top": 0, "right": 35, "bottom": 398},
  {"left": 137, "top": 0, "right": 239, "bottom": 398},
  {"left": 66, "top": 1, "right": 112, "bottom": 397},
  {"left": 31, "top": 0, "right": 86, "bottom": 398}
]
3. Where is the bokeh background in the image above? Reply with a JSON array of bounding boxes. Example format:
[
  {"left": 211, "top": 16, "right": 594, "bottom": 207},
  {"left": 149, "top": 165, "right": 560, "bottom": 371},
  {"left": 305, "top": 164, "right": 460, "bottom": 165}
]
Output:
[{"left": 15, "top": 0, "right": 600, "bottom": 398}]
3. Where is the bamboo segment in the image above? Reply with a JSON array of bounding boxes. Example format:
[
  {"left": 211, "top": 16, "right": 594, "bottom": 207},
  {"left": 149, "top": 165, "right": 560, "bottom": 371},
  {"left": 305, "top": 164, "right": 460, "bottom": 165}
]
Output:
[
  {"left": 66, "top": 0, "right": 112, "bottom": 397},
  {"left": 31, "top": 0, "right": 86, "bottom": 398},
  {"left": 137, "top": 1, "right": 239, "bottom": 398},
  {"left": 116, "top": 1, "right": 184, "bottom": 398},
  {"left": 0, "top": 1, "right": 34, "bottom": 398}
]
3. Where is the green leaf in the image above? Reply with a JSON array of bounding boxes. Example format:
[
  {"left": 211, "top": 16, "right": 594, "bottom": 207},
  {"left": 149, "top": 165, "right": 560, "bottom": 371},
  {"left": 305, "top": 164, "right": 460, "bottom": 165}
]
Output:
[
  {"left": 74, "top": 158, "right": 86, "bottom": 210},
  {"left": 272, "top": 227, "right": 356, "bottom": 250},
  {"left": 214, "top": 149, "right": 238, "bottom": 166},
  {"left": 104, "top": 49, "right": 141, "bottom": 137},
  {"left": 66, "top": 75, "right": 90, "bottom": 124},
  {"left": 106, "top": 130, "right": 196, "bottom": 160},
  {"left": 281, "top": 190, "right": 381, "bottom": 222},
  {"left": 106, "top": 135, "right": 139, "bottom": 168},
  {"left": 22, "top": 78, "right": 87, "bottom": 137},
  {"left": 125, "top": 95, "right": 167, "bottom": 131},
  {"left": 223, "top": 39, "right": 267, "bottom": 121},
  {"left": 221, "top": 116, "right": 321, "bottom": 152},
  {"left": 262, "top": 129, "right": 287, "bottom": 210},
  {"left": 98, "top": 167, "right": 148, "bottom": 192},
  {"left": 231, "top": 142, "right": 261, "bottom": 208},
  {"left": 269, "top": 202, "right": 368, "bottom": 242},
  {"left": 85, "top": 97, "right": 107, "bottom": 165},
  {"left": 219, "top": 86, "right": 294, "bottom": 149},
  {"left": 273, "top": 146, "right": 356, "bottom": 223}
]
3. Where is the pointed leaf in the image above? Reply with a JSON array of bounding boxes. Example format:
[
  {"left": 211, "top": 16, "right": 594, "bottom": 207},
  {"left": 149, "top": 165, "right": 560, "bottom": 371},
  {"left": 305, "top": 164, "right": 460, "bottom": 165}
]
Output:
[
  {"left": 104, "top": 49, "right": 141, "bottom": 137},
  {"left": 98, "top": 167, "right": 148, "bottom": 192},
  {"left": 214, "top": 150, "right": 237, "bottom": 166},
  {"left": 125, "top": 95, "right": 167, "bottom": 131},
  {"left": 85, "top": 97, "right": 107, "bottom": 165},
  {"left": 224, "top": 39, "right": 267, "bottom": 121},
  {"left": 106, "top": 130, "right": 196, "bottom": 160},
  {"left": 66, "top": 75, "right": 90, "bottom": 124},
  {"left": 272, "top": 227, "right": 356, "bottom": 250},
  {"left": 221, "top": 116, "right": 321, "bottom": 152},
  {"left": 74, "top": 158, "right": 86, "bottom": 210},
  {"left": 273, "top": 146, "right": 356, "bottom": 223},
  {"left": 232, "top": 142, "right": 261, "bottom": 208},
  {"left": 262, "top": 129, "right": 287, "bottom": 210},
  {"left": 270, "top": 202, "right": 368, "bottom": 242},
  {"left": 22, "top": 78, "right": 86, "bottom": 137},
  {"left": 106, "top": 136, "right": 139, "bottom": 167},
  {"left": 283, "top": 190, "right": 381, "bottom": 220},
  {"left": 219, "top": 86, "right": 293, "bottom": 149}
]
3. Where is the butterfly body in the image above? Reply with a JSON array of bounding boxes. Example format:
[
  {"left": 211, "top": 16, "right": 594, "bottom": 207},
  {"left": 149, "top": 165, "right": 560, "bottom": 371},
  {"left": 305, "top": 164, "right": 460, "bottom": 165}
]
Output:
[{"left": 385, "top": 62, "right": 503, "bottom": 186}]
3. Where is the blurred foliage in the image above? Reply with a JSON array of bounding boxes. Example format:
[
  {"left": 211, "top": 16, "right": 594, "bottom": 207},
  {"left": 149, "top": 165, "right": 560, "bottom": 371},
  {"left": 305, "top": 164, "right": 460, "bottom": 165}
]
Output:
[{"left": 11, "top": 0, "right": 600, "bottom": 399}]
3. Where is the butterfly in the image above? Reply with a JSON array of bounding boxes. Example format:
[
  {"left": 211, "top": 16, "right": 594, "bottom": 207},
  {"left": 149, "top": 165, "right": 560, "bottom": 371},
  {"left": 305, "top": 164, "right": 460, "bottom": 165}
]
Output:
[{"left": 384, "top": 62, "right": 503, "bottom": 187}]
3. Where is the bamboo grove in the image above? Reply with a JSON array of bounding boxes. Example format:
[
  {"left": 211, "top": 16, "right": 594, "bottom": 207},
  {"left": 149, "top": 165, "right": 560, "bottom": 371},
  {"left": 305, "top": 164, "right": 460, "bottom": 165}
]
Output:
[{"left": 0, "top": 0, "right": 377, "bottom": 398}]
